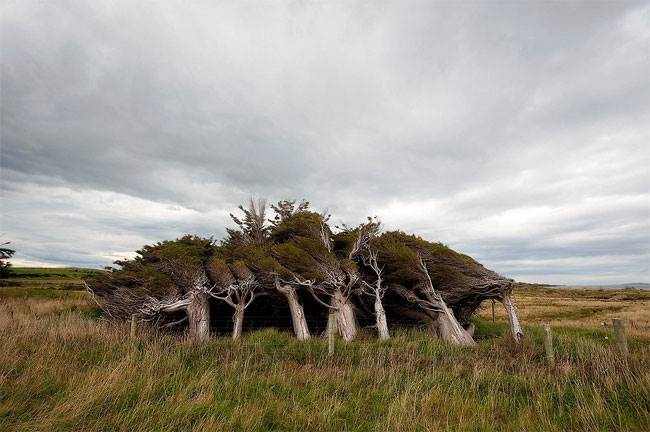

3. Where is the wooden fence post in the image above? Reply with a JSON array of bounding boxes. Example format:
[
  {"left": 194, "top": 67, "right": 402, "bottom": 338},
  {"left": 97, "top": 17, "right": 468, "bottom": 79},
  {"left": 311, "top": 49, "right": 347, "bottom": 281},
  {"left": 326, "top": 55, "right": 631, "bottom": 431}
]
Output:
[
  {"left": 543, "top": 324, "right": 554, "bottom": 366},
  {"left": 130, "top": 314, "right": 138, "bottom": 339},
  {"left": 612, "top": 318, "right": 628, "bottom": 356},
  {"left": 491, "top": 300, "right": 496, "bottom": 323},
  {"left": 327, "top": 311, "right": 336, "bottom": 356}
]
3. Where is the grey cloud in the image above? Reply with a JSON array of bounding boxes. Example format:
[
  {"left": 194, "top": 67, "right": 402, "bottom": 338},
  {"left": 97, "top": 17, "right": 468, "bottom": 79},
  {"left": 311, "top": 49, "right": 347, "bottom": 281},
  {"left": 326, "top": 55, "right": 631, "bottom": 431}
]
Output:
[{"left": 1, "top": 0, "right": 649, "bottom": 284}]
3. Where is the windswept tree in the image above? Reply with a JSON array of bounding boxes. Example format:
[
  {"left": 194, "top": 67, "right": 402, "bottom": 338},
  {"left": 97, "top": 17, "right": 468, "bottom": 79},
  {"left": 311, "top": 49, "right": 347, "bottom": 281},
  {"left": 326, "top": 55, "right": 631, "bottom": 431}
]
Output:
[
  {"left": 335, "top": 218, "right": 389, "bottom": 339},
  {"left": 208, "top": 257, "right": 261, "bottom": 340},
  {"left": 372, "top": 231, "right": 519, "bottom": 344},
  {"left": 359, "top": 247, "right": 389, "bottom": 339},
  {"left": 369, "top": 234, "right": 473, "bottom": 344},
  {"left": 223, "top": 199, "right": 312, "bottom": 340},
  {"left": 0, "top": 241, "right": 15, "bottom": 278},
  {"left": 273, "top": 211, "right": 362, "bottom": 341},
  {"left": 139, "top": 265, "right": 212, "bottom": 341},
  {"left": 413, "top": 253, "right": 475, "bottom": 344},
  {"left": 227, "top": 198, "right": 270, "bottom": 246},
  {"left": 87, "top": 235, "right": 216, "bottom": 341}
]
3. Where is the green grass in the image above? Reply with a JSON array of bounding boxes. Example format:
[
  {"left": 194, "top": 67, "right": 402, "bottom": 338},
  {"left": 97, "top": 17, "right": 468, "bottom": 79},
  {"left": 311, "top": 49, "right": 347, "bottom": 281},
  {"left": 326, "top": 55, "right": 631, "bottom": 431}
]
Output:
[
  {"left": 7, "top": 267, "right": 101, "bottom": 278},
  {"left": 0, "top": 267, "right": 102, "bottom": 294},
  {"left": 1, "top": 297, "right": 649, "bottom": 432}
]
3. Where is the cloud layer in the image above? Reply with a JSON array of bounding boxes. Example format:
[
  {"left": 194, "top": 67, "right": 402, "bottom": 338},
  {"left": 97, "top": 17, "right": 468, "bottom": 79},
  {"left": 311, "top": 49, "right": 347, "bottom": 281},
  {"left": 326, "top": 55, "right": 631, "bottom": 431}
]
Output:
[{"left": 2, "top": 1, "right": 649, "bottom": 284}]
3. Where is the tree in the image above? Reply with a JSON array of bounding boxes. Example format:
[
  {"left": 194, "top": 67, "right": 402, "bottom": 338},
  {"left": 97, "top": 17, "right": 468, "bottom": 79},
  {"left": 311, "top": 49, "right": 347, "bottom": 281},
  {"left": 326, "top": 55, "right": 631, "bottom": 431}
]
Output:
[
  {"left": 372, "top": 231, "right": 519, "bottom": 344},
  {"left": 87, "top": 235, "right": 216, "bottom": 341},
  {"left": 273, "top": 211, "right": 362, "bottom": 341},
  {"left": 335, "top": 218, "right": 389, "bottom": 339},
  {"left": 269, "top": 199, "right": 310, "bottom": 226},
  {"left": 412, "top": 253, "right": 475, "bottom": 344},
  {"left": 225, "top": 199, "right": 312, "bottom": 340},
  {"left": 139, "top": 266, "right": 212, "bottom": 341},
  {"left": 0, "top": 241, "right": 15, "bottom": 278},
  {"left": 227, "top": 198, "right": 270, "bottom": 246},
  {"left": 208, "top": 258, "right": 261, "bottom": 340}
]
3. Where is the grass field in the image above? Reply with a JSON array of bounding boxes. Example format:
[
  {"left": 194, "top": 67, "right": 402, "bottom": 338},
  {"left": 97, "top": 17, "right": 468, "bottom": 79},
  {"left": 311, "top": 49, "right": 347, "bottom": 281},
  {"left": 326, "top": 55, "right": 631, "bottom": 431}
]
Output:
[
  {"left": 1, "top": 269, "right": 649, "bottom": 431},
  {"left": 476, "top": 283, "right": 650, "bottom": 338},
  {"left": 0, "top": 267, "right": 100, "bottom": 299}
]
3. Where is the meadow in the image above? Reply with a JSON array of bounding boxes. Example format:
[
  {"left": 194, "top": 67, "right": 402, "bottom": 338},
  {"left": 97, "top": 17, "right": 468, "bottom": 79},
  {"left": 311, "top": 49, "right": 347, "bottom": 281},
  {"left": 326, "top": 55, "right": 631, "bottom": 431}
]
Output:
[{"left": 0, "top": 269, "right": 649, "bottom": 431}]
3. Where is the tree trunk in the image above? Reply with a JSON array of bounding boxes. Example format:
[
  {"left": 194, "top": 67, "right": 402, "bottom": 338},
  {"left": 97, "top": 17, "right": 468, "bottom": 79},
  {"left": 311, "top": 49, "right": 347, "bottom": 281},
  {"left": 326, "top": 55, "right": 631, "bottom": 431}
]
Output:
[
  {"left": 232, "top": 305, "right": 244, "bottom": 340},
  {"left": 327, "top": 310, "right": 336, "bottom": 355},
  {"left": 187, "top": 291, "right": 210, "bottom": 342},
  {"left": 435, "top": 302, "right": 475, "bottom": 345},
  {"left": 501, "top": 291, "right": 523, "bottom": 342},
  {"left": 333, "top": 290, "right": 357, "bottom": 341},
  {"left": 278, "top": 285, "right": 310, "bottom": 340},
  {"left": 374, "top": 296, "right": 390, "bottom": 340}
]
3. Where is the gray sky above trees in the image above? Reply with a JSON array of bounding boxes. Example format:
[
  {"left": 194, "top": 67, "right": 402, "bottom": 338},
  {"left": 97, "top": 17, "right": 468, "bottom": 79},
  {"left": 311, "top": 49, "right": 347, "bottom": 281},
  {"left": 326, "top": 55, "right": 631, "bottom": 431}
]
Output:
[{"left": 1, "top": 1, "right": 649, "bottom": 284}]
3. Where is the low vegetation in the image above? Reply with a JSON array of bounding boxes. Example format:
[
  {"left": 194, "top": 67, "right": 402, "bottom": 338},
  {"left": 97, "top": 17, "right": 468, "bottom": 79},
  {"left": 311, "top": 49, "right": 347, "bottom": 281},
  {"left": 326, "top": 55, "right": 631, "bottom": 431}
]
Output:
[{"left": 1, "top": 272, "right": 649, "bottom": 431}]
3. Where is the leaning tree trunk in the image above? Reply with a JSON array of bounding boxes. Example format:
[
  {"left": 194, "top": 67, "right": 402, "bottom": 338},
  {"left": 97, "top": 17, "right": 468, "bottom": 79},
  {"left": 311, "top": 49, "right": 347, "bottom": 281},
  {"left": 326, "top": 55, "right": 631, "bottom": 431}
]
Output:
[
  {"left": 277, "top": 284, "right": 310, "bottom": 340},
  {"left": 232, "top": 305, "right": 245, "bottom": 340},
  {"left": 501, "top": 291, "right": 523, "bottom": 342},
  {"left": 374, "top": 296, "right": 390, "bottom": 340},
  {"left": 333, "top": 290, "right": 357, "bottom": 341},
  {"left": 187, "top": 291, "right": 210, "bottom": 342},
  {"left": 435, "top": 302, "right": 475, "bottom": 345}
]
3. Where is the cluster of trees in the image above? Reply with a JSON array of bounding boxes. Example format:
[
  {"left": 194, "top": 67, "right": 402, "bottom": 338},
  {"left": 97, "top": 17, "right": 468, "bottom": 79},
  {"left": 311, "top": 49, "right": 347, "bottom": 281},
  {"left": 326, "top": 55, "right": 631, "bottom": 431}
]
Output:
[{"left": 87, "top": 199, "right": 522, "bottom": 345}]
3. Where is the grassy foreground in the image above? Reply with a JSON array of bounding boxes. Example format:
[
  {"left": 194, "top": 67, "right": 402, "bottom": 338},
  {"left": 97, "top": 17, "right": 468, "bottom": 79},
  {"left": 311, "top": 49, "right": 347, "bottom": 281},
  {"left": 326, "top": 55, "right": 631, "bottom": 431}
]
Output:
[{"left": 1, "top": 271, "right": 649, "bottom": 431}]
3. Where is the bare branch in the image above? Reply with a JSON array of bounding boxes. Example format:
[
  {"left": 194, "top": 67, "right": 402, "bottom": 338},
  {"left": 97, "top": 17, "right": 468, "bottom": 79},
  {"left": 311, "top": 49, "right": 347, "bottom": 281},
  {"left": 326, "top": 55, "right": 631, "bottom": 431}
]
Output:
[
  {"left": 319, "top": 212, "right": 333, "bottom": 252},
  {"left": 162, "top": 316, "right": 188, "bottom": 328}
]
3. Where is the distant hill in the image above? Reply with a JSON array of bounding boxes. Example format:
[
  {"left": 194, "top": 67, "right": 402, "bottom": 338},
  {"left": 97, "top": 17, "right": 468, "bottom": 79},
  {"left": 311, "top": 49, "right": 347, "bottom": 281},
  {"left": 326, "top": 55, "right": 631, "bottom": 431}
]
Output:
[
  {"left": 607, "top": 282, "right": 650, "bottom": 289},
  {"left": 515, "top": 281, "right": 650, "bottom": 290},
  {"left": 563, "top": 282, "right": 650, "bottom": 290}
]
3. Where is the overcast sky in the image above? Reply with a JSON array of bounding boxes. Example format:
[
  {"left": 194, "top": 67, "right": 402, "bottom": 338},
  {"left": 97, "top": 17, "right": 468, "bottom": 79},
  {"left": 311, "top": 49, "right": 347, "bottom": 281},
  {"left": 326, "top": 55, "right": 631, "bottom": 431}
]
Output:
[{"left": 1, "top": 1, "right": 649, "bottom": 285}]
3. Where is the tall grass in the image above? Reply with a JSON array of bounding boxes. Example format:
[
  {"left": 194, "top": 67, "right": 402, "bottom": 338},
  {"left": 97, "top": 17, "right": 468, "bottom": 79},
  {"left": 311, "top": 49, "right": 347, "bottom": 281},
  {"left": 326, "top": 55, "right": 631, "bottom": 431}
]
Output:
[{"left": 1, "top": 297, "right": 649, "bottom": 431}]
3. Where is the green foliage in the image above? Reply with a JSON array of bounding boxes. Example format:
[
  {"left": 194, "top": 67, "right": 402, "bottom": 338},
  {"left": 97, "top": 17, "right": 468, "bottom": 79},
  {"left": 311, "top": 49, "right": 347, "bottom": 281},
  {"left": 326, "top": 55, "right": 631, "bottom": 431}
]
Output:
[
  {"left": 125, "top": 235, "right": 216, "bottom": 269},
  {"left": 373, "top": 230, "right": 494, "bottom": 294},
  {"left": 85, "top": 235, "right": 216, "bottom": 318},
  {"left": 206, "top": 255, "right": 235, "bottom": 286},
  {"left": 269, "top": 211, "right": 323, "bottom": 244},
  {"left": 269, "top": 211, "right": 354, "bottom": 285},
  {"left": 269, "top": 199, "right": 310, "bottom": 226},
  {"left": 332, "top": 216, "right": 381, "bottom": 259}
]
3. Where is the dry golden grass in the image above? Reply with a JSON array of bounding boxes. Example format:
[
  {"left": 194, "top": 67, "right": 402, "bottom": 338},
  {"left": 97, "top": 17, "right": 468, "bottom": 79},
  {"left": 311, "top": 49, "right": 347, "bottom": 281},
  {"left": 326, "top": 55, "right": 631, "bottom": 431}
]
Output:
[{"left": 477, "top": 285, "right": 650, "bottom": 337}]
